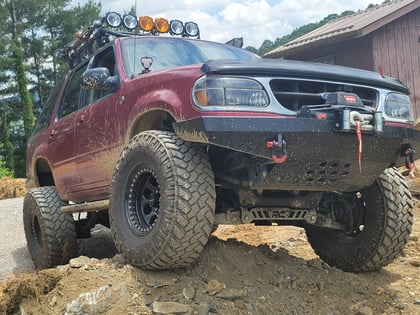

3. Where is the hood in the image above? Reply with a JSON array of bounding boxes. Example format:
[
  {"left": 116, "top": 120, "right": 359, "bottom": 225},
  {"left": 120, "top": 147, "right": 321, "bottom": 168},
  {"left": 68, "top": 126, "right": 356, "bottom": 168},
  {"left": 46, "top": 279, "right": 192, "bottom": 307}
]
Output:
[{"left": 201, "top": 59, "right": 409, "bottom": 94}]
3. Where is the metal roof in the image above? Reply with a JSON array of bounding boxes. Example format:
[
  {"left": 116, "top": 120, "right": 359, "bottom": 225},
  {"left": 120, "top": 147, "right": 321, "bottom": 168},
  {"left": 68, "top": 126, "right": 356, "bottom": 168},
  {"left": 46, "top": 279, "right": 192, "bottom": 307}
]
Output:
[{"left": 264, "top": 0, "right": 419, "bottom": 58}]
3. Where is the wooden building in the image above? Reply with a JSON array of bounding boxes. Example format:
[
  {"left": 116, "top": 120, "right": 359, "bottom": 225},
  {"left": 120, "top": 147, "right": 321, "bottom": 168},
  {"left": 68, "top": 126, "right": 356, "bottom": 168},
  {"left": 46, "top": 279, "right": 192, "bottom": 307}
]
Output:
[{"left": 265, "top": 0, "right": 420, "bottom": 116}]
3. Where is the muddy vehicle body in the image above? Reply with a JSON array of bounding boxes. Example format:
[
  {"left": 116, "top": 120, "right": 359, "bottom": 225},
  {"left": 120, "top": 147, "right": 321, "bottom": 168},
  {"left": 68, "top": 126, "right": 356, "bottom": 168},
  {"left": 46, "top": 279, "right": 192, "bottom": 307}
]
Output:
[{"left": 24, "top": 13, "right": 419, "bottom": 272}]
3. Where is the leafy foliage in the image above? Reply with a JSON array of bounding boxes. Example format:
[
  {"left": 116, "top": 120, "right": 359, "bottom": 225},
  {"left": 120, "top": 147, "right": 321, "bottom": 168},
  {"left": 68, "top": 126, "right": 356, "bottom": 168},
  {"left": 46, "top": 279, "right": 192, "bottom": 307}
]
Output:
[{"left": 0, "top": 143, "right": 13, "bottom": 178}]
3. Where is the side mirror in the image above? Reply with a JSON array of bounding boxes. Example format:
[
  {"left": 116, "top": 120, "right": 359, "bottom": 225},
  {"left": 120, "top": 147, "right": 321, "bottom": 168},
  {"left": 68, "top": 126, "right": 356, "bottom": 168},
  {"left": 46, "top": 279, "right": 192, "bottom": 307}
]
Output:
[{"left": 81, "top": 67, "right": 119, "bottom": 90}]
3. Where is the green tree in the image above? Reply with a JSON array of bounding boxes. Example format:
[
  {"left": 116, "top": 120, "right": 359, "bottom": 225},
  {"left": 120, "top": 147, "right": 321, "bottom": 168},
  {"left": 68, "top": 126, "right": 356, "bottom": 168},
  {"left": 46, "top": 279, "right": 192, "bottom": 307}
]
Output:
[{"left": 0, "top": 0, "right": 100, "bottom": 177}]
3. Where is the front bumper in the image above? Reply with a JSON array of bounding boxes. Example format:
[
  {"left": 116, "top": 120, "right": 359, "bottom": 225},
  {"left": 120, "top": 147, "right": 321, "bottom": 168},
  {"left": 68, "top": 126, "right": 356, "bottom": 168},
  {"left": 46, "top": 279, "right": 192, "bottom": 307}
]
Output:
[{"left": 174, "top": 116, "right": 420, "bottom": 192}]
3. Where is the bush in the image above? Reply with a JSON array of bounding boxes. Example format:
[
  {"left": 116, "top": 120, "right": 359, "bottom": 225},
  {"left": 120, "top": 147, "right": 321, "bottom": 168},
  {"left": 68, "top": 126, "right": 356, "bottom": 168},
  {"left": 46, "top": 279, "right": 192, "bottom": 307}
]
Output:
[{"left": 0, "top": 159, "right": 13, "bottom": 178}]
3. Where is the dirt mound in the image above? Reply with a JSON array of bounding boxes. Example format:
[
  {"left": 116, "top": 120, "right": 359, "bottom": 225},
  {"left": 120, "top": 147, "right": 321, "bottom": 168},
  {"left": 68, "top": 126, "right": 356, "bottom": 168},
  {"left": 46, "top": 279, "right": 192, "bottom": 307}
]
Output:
[
  {"left": 1, "top": 204, "right": 420, "bottom": 314},
  {"left": 0, "top": 178, "right": 26, "bottom": 200}
]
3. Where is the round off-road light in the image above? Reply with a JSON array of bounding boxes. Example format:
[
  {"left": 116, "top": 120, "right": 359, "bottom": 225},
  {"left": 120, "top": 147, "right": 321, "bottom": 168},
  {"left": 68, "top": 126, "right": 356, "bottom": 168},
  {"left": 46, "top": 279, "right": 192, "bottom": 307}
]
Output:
[
  {"left": 184, "top": 22, "right": 199, "bottom": 37},
  {"left": 139, "top": 16, "right": 154, "bottom": 32},
  {"left": 106, "top": 12, "right": 122, "bottom": 27},
  {"left": 155, "top": 18, "right": 169, "bottom": 33},
  {"left": 123, "top": 14, "right": 138, "bottom": 30},
  {"left": 170, "top": 20, "right": 184, "bottom": 35}
]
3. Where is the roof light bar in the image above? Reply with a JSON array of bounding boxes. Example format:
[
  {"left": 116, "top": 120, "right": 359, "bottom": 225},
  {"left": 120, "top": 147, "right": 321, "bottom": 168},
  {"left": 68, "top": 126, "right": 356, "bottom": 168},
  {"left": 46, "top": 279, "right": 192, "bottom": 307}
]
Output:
[{"left": 102, "top": 12, "right": 200, "bottom": 38}]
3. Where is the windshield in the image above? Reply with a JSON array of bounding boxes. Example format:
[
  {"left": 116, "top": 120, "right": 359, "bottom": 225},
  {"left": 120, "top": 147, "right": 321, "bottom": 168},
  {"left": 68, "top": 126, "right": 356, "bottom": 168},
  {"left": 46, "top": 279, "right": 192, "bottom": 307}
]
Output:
[{"left": 120, "top": 37, "right": 257, "bottom": 76}]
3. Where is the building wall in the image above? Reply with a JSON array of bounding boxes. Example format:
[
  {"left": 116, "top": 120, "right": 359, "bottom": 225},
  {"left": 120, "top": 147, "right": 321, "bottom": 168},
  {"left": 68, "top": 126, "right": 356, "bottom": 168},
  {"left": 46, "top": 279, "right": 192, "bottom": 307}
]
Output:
[
  {"left": 372, "top": 9, "right": 420, "bottom": 116},
  {"left": 283, "top": 37, "right": 374, "bottom": 71}
]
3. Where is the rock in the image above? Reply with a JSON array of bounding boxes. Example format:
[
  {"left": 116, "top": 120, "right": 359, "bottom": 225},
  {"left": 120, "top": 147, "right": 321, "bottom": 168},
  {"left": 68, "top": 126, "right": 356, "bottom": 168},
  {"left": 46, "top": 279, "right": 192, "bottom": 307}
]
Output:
[
  {"left": 307, "top": 258, "right": 324, "bottom": 270},
  {"left": 69, "top": 256, "right": 91, "bottom": 269},
  {"left": 207, "top": 300, "right": 218, "bottom": 313},
  {"left": 197, "top": 302, "right": 210, "bottom": 315},
  {"left": 414, "top": 299, "right": 420, "bottom": 305},
  {"left": 207, "top": 279, "right": 225, "bottom": 295},
  {"left": 355, "top": 306, "right": 374, "bottom": 315},
  {"left": 64, "top": 283, "right": 115, "bottom": 315},
  {"left": 409, "top": 235, "right": 419, "bottom": 242},
  {"left": 408, "top": 259, "right": 420, "bottom": 267},
  {"left": 183, "top": 284, "right": 195, "bottom": 301},
  {"left": 215, "top": 288, "right": 247, "bottom": 300},
  {"left": 152, "top": 301, "right": 192, "bottom": 314},
  {"left": 395, "top": 302, "right": 406, "bottom": 310},
  {"left": 49, "top": 296, "right": 58, "bottom": 307}
]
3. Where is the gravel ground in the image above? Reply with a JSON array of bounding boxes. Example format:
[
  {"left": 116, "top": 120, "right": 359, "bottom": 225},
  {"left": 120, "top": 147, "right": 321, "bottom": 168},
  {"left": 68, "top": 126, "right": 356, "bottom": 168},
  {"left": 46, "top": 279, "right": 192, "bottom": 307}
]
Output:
[{"left": 0, "top": 198, "right": 33, "bottom": 281}]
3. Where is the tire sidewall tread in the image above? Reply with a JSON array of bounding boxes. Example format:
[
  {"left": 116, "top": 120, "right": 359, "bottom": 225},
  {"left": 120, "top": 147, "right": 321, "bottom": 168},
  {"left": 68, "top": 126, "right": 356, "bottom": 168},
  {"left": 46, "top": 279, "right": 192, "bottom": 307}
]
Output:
[
  {"left": 305, "top": 168, "right": 413, "bottom": 272},
  {"left": 109, "top": 130, "right": 216, "bottom": 269}
]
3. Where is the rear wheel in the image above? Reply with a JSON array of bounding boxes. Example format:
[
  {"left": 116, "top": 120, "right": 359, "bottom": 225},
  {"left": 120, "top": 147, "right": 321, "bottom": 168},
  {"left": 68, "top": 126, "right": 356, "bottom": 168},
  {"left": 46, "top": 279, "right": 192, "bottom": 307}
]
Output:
[
  {"left": 305, "top": 168, "right": 413, "bottom": 272},
  {"left": 109, "top": 130, "right": 216, "bottom": 269},
  {"left": 23, "top": 186, "right": 77, "bottom": 269}
]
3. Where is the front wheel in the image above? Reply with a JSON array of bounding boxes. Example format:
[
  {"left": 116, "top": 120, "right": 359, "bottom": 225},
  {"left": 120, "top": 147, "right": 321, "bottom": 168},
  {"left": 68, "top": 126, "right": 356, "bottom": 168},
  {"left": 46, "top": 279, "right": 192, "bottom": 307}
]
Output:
[
  {"left": 305, "top": 168, "right": 413, "bottom": 272},
  {"left": 109, "top": 131, "right": 216, "bottom": 269}
]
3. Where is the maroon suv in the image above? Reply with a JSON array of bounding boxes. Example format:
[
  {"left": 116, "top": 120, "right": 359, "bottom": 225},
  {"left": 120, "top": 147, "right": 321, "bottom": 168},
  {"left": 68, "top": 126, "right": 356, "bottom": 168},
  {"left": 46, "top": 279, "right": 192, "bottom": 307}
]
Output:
[{"left": 24, "top": 13, "right": 420, "bottom": 272}]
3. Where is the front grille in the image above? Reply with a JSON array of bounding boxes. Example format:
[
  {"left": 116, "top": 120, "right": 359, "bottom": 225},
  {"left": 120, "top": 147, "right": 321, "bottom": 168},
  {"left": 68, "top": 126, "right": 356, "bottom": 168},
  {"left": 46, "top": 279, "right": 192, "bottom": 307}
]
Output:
[{"left": 269, "top": 78, "right": 378, "bottom": 112}]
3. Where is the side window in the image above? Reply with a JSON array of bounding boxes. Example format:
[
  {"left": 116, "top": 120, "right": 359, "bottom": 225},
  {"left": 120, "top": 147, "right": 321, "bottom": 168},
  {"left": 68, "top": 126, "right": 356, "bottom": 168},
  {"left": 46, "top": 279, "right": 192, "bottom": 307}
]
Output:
[
  {"left": 32, "top": 78, "right": 65, "bottom": 133},
  {"left": 83, "top": 46, "right": 117, "bottom": 107},
  {"left": 57, "top": 63, "right": 88, "bottom": 119}
]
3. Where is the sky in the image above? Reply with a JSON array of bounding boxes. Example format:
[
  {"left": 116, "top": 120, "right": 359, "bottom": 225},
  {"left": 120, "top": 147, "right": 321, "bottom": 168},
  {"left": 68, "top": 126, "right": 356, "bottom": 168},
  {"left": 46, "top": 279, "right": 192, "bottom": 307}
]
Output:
[{"left": 70, "top": 0, "right": 381, "bottom": 48}]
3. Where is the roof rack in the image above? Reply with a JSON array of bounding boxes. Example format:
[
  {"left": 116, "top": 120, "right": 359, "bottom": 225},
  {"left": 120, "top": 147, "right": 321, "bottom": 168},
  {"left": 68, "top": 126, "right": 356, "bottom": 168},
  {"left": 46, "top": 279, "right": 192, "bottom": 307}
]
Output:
[{"left": 60, "top": 12, "right": 200, "bottom": 69}]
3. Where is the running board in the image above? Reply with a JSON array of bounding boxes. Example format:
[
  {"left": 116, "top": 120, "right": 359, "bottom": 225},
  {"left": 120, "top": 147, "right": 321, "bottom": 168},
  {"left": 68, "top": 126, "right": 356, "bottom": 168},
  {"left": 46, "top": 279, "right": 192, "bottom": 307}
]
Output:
[{"left": 61, "top": 199, "right": 109, "bottom": 214}]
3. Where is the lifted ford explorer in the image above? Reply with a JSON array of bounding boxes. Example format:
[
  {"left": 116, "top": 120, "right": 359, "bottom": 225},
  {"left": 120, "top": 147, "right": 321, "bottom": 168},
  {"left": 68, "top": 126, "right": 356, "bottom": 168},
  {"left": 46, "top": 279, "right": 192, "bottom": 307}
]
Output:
[{"left": 24, "top": 12, "right": 419, "bottom": 272}]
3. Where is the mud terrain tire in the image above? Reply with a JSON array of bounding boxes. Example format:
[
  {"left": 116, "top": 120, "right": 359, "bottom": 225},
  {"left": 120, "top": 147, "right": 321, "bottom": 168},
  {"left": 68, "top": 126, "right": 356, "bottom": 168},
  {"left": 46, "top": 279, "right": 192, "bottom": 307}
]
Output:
[
  {"left": 305, "top": 168, "right": 413, "bottom": 272},
  {"left": 23, "top": 186, "right": 77, "bottom": 269},
  {"left": 109, "top": 130, "right": 216, "bottom": 269}
]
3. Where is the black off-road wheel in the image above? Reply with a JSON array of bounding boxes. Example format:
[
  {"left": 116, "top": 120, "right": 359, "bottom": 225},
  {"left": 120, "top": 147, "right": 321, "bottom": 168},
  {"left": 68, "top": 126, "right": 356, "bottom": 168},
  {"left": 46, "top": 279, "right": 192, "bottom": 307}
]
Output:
[
  {"left": 23, "top": 186, "right": 77, "bottom": 269},
  {"left": 109, "top": 130, "right": 216, "bottom": 269},
  {"left": 305, "top": 168, "right": 413, "bottom": 272}
]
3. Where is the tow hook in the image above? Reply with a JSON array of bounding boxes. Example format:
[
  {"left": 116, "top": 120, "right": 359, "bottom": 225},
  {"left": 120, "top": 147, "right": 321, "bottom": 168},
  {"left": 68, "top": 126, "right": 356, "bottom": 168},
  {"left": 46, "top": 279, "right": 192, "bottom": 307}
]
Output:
[{"left": 266, "top": 134, "right": 287, "bottom": 164}]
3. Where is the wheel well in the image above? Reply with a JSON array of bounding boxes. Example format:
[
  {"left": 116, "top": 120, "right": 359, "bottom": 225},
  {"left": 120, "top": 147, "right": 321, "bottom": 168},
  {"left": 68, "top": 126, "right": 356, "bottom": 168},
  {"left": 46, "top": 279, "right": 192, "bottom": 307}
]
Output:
[
  {"left": 35, "top": 159, "right": 55, "bottom": 187},
  {"left": 130, "top": 111, "right": 175, "bottom": 138}
]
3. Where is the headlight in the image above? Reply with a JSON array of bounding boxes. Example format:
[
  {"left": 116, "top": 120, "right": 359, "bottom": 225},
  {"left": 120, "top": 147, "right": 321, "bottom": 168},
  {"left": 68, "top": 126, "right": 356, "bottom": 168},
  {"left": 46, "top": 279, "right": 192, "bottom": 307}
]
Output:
[
  {"left": 384, "top": 93, "right": 413, "bottom": 121},
  {"left": 193, "top": 77, "right": 269, "bottom": 109}
]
